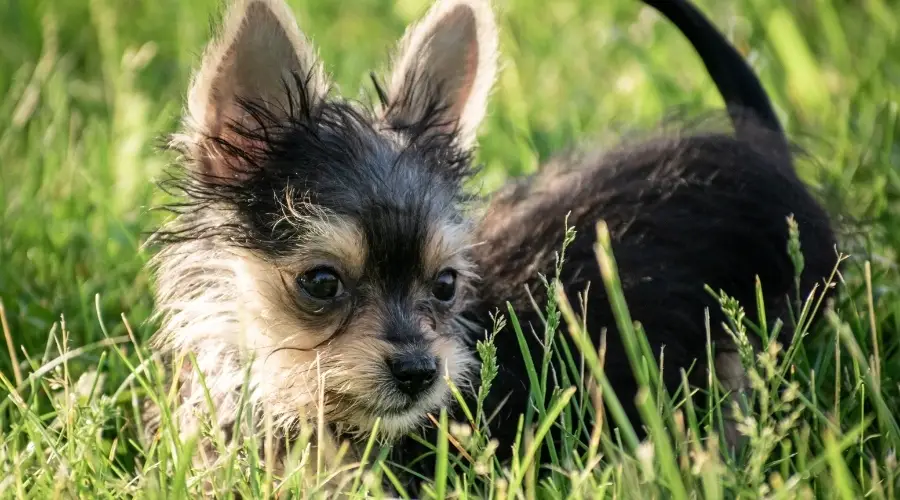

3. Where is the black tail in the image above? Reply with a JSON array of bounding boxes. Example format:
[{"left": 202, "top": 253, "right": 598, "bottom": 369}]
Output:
[{"left": 642, "top": 0, "right": 789, "bottom": 154}]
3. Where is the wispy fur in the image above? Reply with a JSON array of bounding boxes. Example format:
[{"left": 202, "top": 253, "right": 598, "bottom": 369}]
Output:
[
  {"left": 386, "top": 0, "right": 839, "bottom": 491},
  {"left": 146, "top": 0, "right": 496, "bottom": 463},
  {"left": 152, "top": 91, "right": 482, "bottom": 434},
  {"left": 145, "top": 0, "right": 839, "bottom": 494}
]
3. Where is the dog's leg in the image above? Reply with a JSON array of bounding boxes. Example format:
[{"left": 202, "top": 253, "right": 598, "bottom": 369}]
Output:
[{"left": 714, "top": 350, "right": 751, "bottom": 450}]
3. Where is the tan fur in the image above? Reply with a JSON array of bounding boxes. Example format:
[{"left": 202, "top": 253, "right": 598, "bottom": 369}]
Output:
[
  {"left": 152, "top": 228, "right": 474, "bottom": 433},
  {"left": 147, "top": 0, "right": 496, "bottom": 483},
  {"left": 422, "top": 218, "right": 478, "bottom": 278},
  {"left": 274, "top": 197, "right": 369, "bottom": 281}
]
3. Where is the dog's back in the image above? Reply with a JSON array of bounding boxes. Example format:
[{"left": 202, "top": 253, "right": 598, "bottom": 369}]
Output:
[
  {"left": 463, "top": 0, "right": 839, "bottom": 460},
  {"left": 471, "top": 121, "right": 837, "bottom": 451}
]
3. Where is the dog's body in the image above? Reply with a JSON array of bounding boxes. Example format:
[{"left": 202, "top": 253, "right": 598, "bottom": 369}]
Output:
[
  {"left": 143, "top": 0, "right": 838, "bottom": 489},
  {"left": 396, "top": 121, "right": 837, "bottom": 469},
  {"left": 450, "top": 0, "right": 840, "bottom": 458}
]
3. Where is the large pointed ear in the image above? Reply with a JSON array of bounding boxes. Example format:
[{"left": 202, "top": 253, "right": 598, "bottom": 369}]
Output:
[
  {"left": 383, "top": 0, "right": 498, "bottom": 149},
  {"left": 181, "top": 0, "right": 328, "bottom": 179}
]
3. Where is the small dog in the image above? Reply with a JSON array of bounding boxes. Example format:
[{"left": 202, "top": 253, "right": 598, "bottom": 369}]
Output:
[
  {"left": 144, "top": 0, "right": 838, "bottom": 487},
  {"left": 146, "top": 0, "right": 498, "bottom": 470}
]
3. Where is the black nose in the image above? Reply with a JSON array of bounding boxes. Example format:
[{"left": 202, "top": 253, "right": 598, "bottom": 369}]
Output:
[{"left": 388, "top": 353, "right": 438, "bottom": 397}]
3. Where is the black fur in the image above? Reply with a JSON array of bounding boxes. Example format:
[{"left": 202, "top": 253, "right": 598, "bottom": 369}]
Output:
[
  {"left": 644, "top": 0, "right": 789, "bottom": 154},
  {"left": 152, "top": 0, "right": 840, "bottom": 492},
  {"left": 156, "top": 73, "right": 475, "bottom": 263},
  {"left": 475, "top": 119, "right": 834, "bottom": 448},
  {"left": 388, "top": 120, "right": 837, "bottom": 485},
  {"left": 387, "top": 0, "right": 839, "bottom": 490},
  {"left": 152, "top": 74, "right": 481, "bottom": 377}
]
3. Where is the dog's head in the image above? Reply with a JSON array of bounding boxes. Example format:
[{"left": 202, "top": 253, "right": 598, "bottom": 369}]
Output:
[{"left": 152, "top": 0, "right": 498, "bottom": 439}]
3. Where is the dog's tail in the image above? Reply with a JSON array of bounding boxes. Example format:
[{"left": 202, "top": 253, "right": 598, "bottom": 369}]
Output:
[{"left": 642, "top": 0, "right": 789, "bottom": 155}]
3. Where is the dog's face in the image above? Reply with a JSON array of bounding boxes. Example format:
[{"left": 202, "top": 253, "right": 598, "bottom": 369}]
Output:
[{"left": 152, "top": 0, "right": 497, "bottom": 438}]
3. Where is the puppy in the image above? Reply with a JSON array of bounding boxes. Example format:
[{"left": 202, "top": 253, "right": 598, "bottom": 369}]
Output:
[
  {"left": 143, "top": 0, "right": 838, "bottom": 490},
  {"left": 145, "top": 0, "right": 497, "bottom": 477}
]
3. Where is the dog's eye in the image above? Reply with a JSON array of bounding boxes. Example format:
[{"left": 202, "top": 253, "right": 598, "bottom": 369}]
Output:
[
  {"left": 297, "top": 267, "right": 344, "bottom": 300},
  {"left": 432, "top": 269, "right": 457, "bottom": 302}
]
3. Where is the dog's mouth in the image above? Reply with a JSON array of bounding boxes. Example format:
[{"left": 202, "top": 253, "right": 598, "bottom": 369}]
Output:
[
  {"left": 357, "top": 384, "right": 446, "bottom": 419},
  {"left": 370, "top": 393, "right": 432, "bottom": 417},
  {"left": 320, "top": 382, "right": 453, "bottom": 440},
  {"left": 375, "top": 401, "right": 417, "bottom": 417}
]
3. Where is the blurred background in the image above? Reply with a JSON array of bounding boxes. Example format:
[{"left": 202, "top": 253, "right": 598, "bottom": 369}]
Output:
[{"left": 0, "top": 0, "right": 898, "bottom": 384}]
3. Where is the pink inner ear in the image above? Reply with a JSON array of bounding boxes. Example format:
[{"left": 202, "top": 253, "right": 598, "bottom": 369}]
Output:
[
  {"left": 428, "top": 5, "right": 480, "bottom": 123},
  {"left": 203, "top": 79, "right": 232, "bottom": 140},
  {"left": 455, "top": 34, "right": 479, "bottom": 119},
  {"left": 189, "top": 2, "right": 312, "bottom": 182},
  {"left": 435, "top": 5, "right": 480, "bottom": 121},
  {"left": 196, "top": 113, "right": 268, "bottom": 183}
]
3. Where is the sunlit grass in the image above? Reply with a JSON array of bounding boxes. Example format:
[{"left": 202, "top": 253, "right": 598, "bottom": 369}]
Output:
[{"left": 1, "top": 0, "right": 899, "bottom": 497}]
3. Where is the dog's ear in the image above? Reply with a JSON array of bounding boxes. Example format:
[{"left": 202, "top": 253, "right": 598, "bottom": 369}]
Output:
[
  {"left": 383, "top": 0, "right": 498, "bottom": 149},
  {"left": 181, "top": 0, "right": 327, "bottom": 179}
]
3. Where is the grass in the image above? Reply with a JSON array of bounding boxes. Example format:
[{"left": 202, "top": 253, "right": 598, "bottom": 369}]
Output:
[{"left": 1, "top": 0, "right": 899, "bottom": 497}]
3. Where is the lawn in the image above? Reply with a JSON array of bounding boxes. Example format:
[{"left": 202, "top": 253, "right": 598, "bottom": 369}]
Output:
[{"left": 1, "top": 0, "right": 899, "bottom": 497}]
